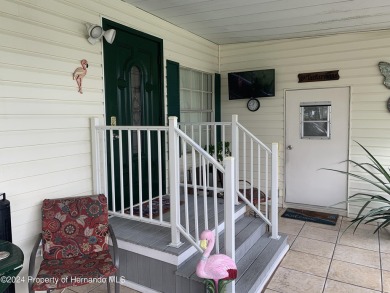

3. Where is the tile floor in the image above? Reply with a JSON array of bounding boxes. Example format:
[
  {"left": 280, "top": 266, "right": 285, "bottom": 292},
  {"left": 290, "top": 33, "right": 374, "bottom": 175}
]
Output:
[
  {"left": 264, "top": 208, "right": 390, "bottom": 293},
  {"left": 43, "top": 208, "right": 389, "bottom": 293}
]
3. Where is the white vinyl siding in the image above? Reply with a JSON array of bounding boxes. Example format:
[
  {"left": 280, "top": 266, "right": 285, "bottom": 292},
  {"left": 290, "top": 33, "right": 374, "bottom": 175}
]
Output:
[
  {"left": 220, "top": 30, "right": 390, "bottom": 217},
  {"left": 0, "top": 0, "right": 218, "bottom": 290}
]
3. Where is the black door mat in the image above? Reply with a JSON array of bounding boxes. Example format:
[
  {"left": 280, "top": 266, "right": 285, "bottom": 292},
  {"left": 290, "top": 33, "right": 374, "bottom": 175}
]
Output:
[{"left": 281, "top": 208, "right": 339, "bottom": 226}]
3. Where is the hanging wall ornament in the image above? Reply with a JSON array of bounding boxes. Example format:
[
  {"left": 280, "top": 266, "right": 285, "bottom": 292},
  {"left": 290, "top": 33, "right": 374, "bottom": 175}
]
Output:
[{"left": 73, "top": 59, "right": 88, "bottom": 94}]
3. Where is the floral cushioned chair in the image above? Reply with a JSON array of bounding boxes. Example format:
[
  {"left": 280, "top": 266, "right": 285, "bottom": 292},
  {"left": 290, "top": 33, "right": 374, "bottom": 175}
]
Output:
[{"left": 28, "top": 194, "right": 120, "bottom": 293}]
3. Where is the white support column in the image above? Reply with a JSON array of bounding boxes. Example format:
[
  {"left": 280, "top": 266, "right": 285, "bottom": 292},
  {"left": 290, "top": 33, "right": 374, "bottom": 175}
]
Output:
[
  {"left": 271, "top": 143, "right": 280, "bottom": 240},
  {"left": 224, "top": 157, "right": 236, "bottom": 293},
  {"left": 231, "top": 115, "right": 239, "bottom": 205},
  {"left": 90, "top": 118, "right": 100, "bottom": 194},
  {"left": 169, "top": 116, "right": 183, "bottom": 247}
]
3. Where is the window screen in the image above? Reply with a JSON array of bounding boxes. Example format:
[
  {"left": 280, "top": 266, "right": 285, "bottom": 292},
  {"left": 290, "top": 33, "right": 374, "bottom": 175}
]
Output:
[{"left": 300, "top": 102, "right": 331, "bottom": 139}]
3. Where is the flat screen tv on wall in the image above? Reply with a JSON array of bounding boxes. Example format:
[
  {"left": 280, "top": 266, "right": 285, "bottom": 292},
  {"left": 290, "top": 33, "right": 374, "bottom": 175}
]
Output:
[{"left": 228, "top": 69, "right": 275, "bottom": 100}]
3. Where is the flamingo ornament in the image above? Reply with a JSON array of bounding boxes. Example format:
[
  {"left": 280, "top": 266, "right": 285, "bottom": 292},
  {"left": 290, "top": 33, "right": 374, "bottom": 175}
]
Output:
[
  {"left": 73, "top": 59, "right": 88, "bottom": 94},
  {"left": 196, "top": 230, "right": 237, "bottom": 293}
]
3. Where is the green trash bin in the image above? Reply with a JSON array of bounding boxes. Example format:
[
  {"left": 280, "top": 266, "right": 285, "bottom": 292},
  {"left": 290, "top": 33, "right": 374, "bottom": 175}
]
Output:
[{"left": 0, "top": 240, "right": 24, "bottom": 293}]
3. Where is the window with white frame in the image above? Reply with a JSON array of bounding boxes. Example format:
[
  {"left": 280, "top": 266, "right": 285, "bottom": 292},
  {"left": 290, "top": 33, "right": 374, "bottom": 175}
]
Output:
[{"left": 180, "top": 67, "right": 213, "bottom": 123}]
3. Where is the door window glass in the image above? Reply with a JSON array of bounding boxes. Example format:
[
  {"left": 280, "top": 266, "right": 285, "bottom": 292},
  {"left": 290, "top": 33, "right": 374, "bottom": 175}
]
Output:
[
  {"left": 131, "top": 66, "right": 142, "bottom": 151},
  {"left": 300, "top": 102, "right": 331, "bottom": 139}
]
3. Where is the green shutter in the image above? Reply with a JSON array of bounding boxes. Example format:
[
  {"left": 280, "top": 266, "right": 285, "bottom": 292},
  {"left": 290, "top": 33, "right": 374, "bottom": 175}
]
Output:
[
  {"left": 215, "top": 73, "right": 221, "bottom": 141},
  {"left": 167, "top": 60, "right": 180, "bottom": 121}
]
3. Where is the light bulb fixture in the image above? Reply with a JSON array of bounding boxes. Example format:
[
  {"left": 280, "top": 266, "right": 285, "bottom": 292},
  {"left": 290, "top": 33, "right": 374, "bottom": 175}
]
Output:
[{"left": 85, "top": 23, "right": 116, "bottom": 45}]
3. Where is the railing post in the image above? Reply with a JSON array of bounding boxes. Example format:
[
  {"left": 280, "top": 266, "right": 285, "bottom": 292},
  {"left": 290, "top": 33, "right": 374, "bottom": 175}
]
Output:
[
  {"left": 231, "top": 115, "right": 239, "bottom": 205},
  {"left": 224, "top": 157, "right": 236, "bottom": 293},
  {"left": 169, "top": 116, "right": 182, "bottom": 247},
  {"left": 90, "top": 118, "right": 100, "bottom": 194},
  {"left": 271, "top": 143, "right": 280, "bottom": 240}
]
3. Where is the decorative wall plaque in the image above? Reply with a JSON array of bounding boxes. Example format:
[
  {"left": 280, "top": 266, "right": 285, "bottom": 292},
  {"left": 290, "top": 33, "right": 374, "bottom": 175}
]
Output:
[{"left": 298, "top": 70, "right": 339, "bottom": 83}]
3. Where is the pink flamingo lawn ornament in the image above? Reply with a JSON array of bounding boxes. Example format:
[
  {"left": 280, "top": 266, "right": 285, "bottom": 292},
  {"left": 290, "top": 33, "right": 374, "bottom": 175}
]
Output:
[
  {"left": 73, "top": 59, "right": 88, "bottom": 94},
  {"left": 196, "top": 230, "right": 237, "bottom": 293}
]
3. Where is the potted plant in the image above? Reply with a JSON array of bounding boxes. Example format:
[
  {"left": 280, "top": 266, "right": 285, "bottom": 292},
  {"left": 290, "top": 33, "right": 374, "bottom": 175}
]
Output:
[
  {"left": 205, "top": 141, "right": 232, "bottom": 163},
  {"left": 323, "top": 141, "right": 390, "bottom": 233}
]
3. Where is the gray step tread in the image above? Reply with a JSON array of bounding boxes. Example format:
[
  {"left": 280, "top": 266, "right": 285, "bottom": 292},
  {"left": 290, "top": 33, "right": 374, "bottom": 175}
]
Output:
[{"left": 236, "top": 233, "right": 288, "bottom": 293}]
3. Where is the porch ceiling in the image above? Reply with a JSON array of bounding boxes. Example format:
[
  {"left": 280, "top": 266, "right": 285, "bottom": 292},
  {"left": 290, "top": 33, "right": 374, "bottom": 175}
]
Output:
[{"left": 122, "top": 0, "right": 390, "bottom": 44}]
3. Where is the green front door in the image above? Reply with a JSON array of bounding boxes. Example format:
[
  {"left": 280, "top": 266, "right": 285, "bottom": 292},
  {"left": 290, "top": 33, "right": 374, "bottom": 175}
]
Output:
[{"left": 103, "top": 19, "right": 164, "bottom": 211}]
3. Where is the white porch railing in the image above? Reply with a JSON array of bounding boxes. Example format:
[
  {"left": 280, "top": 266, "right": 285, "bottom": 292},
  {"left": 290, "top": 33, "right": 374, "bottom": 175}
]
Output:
[
  {"left": 91, "top": 114, "right": 279, "bottom": 265},
  {"left": 179, "top": 115, "right": 280, "bottom": 239}
]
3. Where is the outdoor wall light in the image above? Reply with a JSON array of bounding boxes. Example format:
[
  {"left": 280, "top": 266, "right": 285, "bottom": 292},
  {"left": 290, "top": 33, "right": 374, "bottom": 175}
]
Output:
[{"left": 86, "top": 23, "right": 116, "bottom": 45}]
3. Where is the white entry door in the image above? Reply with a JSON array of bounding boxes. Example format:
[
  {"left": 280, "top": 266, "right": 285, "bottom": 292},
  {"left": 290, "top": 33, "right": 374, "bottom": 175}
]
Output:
[{"left": 285, "top": 87, "right": 350, "bottom": 209}]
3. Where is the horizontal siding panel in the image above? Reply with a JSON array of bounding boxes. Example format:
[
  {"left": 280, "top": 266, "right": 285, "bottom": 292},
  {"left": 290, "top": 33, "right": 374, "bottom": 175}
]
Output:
[
  {"left": 0, "top": 98, "right": 103, "bottom": 115},
  {"left": 0, "top": 116, "right": 91, "bottom": 131},
  {"left": 0, "top": 128, "right": 90, "bottom": 148},
  {"left": 0, "top": 141, "right": 91, "bottom": 165},
  {"left": 0, "top": 49, "right": 102, "bottom": 78},
  {"left": 1, "top": 154, "right": 91, "bottom": 182},
  {"left": 0, "top": 82, "right": 103, "bottom": 102},
  {"left": 0, "top": 66, "right": 102, "bottom": 91},
  {"left": 10, "top": 179, "right": 92, "bottom": 212},
  {"left": 2, "top": 166, "right": 91, "bottom": 198},
  {"left": 0, "top": 31, "right": 102, "bottom": 64}
]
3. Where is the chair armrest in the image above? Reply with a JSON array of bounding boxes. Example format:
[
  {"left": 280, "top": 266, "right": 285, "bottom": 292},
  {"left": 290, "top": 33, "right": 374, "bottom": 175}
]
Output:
[
  {"left": 28, "top": 234, "right": 42, "bottom": 293},
  {"left": 108, "top": 224, "right": 119, "bottom": 269}
]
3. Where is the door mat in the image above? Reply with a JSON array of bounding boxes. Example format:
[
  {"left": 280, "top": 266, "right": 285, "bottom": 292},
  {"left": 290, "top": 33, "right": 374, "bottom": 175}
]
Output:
[
  {"left": 124, "top": 196, "right": 182, "bottom": 218},
  {"left": 281, "top": 208, "right": 339, "bottom": 226}
]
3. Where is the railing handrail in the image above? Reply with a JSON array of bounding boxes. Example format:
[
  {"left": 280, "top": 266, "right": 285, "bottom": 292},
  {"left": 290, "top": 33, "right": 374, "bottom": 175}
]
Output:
[
  {"left": 96, "top": 125, "right": 169, "bottom": 131},
  {"left": 178, "top": 121, "right": 232, "bottom": 126},
  {"left": 174, "top": 127, "right": 225, "bottom": 173},
  {"left": 236, "top": 121, "right": 272, "bottom": 153}
]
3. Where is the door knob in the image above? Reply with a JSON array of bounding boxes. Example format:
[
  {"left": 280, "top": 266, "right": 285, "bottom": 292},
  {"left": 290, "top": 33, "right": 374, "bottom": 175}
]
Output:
[
  {"left": 113, "top": 133, "right": 120, "bottom": 140},
  {"left": 287, "top": 145, "right": 293, "bottom": 150}
]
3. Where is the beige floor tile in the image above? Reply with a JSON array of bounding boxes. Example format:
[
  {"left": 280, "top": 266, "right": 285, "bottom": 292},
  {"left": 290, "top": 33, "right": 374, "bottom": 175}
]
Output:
[
  {"left": 299, "top": 224, "right": 339, "bottom": 243},
  {"left": 380, "top": 229, "right": 390, "bottom": 254},
  {"left": 338, "top": 226, "right": 379, "bottom": 251},
  {"left": 285, "top": 233, "right": 297, "bottom": 247},
  {"left": 328, "top": 260, "right": 381, "bottom": 291},
  {"left": 381, "top": 253, "right": 390, "bottom": 271},
  {"left": 280, "top": 250, "right": 331, "bottom": 277},
  {"left": 267, "top": 267, "right": 325, "bottom": 293},
  {"left": 278, "top": 218, "right": 304, "bottom": 235},
  {"left": 333, "top": 244, "right": 380, "bottom": 269},
  {"left": 291, "top": 236, "right": 335, "bottom": 258},
  {"left": 340, "top": 221, "right": 378, "bottom": 234},
  {"left": 342, "top": 216, "right": 378, "bottom": 226},
  {"left": 324, "top": 279, "right": 381, "bottom": 293},
  {"left": 305, "top": 218, "right": 342, "bottom": 232},
  {"left": 382, "top": 270, "right": 390, "bottom": 292},
  {"left": 263, "top": 290, "right": 280, "bottom": 293}
]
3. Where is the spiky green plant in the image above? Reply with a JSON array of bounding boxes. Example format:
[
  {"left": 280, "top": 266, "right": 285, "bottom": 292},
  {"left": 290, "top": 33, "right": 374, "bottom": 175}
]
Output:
[{"left": 323, "top": 141, "right": 390, "bottom": 234}]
